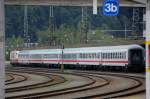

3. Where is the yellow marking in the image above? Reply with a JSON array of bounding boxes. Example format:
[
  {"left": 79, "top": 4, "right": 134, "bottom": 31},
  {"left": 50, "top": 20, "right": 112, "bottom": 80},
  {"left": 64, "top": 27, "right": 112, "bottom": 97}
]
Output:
[
  {"left": 146, "top": 68, "right": 150, "bottom": 72},
  {"left": 145, "top": 41, "right": 150, "bottom": 45}
]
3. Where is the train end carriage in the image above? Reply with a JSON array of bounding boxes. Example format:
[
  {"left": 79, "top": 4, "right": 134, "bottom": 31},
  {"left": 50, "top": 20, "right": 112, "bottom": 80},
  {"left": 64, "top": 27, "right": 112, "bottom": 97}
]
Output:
[
  {"left": 10, "top": 51, "right": 20, "bottom": 66},
  {"left": 127, "top": 45, "right": 145, "bottom": 71},
  {"left": 100, "top": 45, "right": 144, "bottom": 71}
]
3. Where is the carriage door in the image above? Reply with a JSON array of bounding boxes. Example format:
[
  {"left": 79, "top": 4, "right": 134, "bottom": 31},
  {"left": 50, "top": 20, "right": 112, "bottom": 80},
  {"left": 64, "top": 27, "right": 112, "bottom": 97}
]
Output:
[{"left": 99, "top": 52, "right": 102, "bottom": 65}]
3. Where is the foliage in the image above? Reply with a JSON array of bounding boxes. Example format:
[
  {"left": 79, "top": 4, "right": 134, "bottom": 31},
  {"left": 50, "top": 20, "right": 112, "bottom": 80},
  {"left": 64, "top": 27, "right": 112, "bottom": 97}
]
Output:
[
  {"left": 5, "top": 6, "right": 144, "bottom": 48},
  {"left": 6, "top": 35, "right": 24, "bottom": 60}
]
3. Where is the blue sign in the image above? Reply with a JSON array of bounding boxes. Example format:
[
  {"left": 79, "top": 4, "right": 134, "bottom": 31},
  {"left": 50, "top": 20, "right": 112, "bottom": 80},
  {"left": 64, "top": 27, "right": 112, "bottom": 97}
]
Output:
[{"left": 103, "top": 0, "right": 119, "bottom": 16}]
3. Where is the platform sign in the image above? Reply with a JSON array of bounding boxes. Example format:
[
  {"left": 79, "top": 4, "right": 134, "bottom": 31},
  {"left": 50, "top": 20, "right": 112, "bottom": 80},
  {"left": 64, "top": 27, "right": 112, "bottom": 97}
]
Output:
[{"left": 103, "top": 0, "right": 119, "bottom": 16}]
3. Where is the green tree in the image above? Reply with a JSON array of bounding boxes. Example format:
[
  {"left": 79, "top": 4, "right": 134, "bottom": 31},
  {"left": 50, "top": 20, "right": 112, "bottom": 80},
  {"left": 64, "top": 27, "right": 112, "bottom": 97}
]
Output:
[{"left": 6, "top": 35, "right": 24, "bottom": 60}]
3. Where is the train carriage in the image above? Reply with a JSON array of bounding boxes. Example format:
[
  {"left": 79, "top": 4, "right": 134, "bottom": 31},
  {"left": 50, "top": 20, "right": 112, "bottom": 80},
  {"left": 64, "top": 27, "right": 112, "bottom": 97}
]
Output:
[
  {"left": 41, "top": 49, "right": 61, "bottom": 64},
  {"left": 10, "top": 51, "right": 20, "bottom": 65}
]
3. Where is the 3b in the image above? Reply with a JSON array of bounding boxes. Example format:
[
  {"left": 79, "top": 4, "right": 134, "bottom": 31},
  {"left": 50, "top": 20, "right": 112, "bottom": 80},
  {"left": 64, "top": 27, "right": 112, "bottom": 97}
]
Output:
[{"left": 105, "top": 3, "right": 118, "bottom": 13}]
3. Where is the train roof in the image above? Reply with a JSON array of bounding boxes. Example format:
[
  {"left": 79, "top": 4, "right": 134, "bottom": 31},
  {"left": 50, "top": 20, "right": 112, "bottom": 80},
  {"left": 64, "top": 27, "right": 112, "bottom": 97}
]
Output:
[
  {"left": 17, "top": 44, "right": 144, "bottom": 54},
  {"left": 19, "top": 49, "right": 62, "bottom": 54},
  {"left": 64, "top": 44, "right": 144, "bottom": 53}
]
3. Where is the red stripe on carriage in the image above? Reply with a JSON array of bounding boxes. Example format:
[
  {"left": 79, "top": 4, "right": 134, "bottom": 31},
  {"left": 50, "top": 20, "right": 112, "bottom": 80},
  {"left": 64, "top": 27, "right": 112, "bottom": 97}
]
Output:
[{"left": 26, "top": 59, "right": 128, "bottom": 64}]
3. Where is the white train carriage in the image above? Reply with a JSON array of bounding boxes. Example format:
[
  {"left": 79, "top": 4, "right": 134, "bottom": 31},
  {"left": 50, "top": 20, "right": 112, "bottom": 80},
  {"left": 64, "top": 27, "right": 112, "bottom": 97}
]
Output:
[
  {"left": 63, "top": 47, "right": 101, "bottom": 65},
  {"left": 17, "top": 49, "right": 61, "bottom": 65},
  {"left": 41, "top": 49, "right": 61, "bottom": 64},
  {"left": 62, "top": 44, "right": 144, "bottom": 71},
  {"left": 63, "top": 46, "right": 128, "bottom": 66},
  {"left": 28, "top": 50, "right": 43, "bottom": 64}
]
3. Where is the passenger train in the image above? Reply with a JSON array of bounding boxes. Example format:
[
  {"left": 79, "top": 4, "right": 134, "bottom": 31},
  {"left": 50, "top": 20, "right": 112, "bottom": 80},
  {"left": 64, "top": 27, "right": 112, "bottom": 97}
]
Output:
[{"left": 10, "top": 44, "right": 145, "bottom": 72}]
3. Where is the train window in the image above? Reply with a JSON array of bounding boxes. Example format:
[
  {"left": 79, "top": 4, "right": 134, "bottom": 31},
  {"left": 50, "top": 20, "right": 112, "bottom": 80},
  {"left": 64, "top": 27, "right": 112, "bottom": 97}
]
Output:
[
  {"left": 117, "top": 53, "right": 119, "bottom": 59},
  {"left": 112, "top": 53, "right": 114, "bottom": 59},
  {"left": 97, "top": 53, "right": 100, "bottom": 58},
  {"left": 113, "top": 53, "right": 115, "bottom": 58},
  {"left": 119, "top": 52, "right": 121, "bottom": 59},
  {"left": 82, "top": 54, "right": 84, "bottom": 58},
  {"left": 124, "top": 52, "right": 126, "bottom": 59},
  {"left": 113, "top": 53, "right": 115, "bottom": 59},
  {"left": 84, "top": 53, "right": 86, "bottom": 58},
  {"left": 94, "top": 53, "right": 96, "bottom": 59},
  {"left": 108, "top": 53, "right": 110, "bottom": 59},
  {"left": 115, "top": 53, "right": 117, "bottom": 58},
  {"left": 92, "top": 53, "right": 94, "bottom": 59},
  {"left": 84, "top": 54, "right": 86, "bottom": 58},
  {"left": 122, "top": 53, "right": 124, "bottom": 59},
  {"left": 85, "top": 54, "right": 87, "bottom": 58},
  {"left": 116, "top": 53, "right": 118, "bottom": 59},
  {"left": 104, "top": 53, "right": 106, "bottom": 59},
  {"left": 111, "top": 53, "right": 113, "bottom": 59},
  {"left": 81, "top": 54, "right": 83, "bottom": 59},
  {"left": 123, "top": 53, "right": 125, "bottom": 59},
  {"left": 91, "top": 53, "right": 93, "bottom": 59},
  {"left": 120, "top": 53, "right": 122, "bottom": 59},
  {"left": 122, "top": 52, "right": 124, "bottom": 59},
  {"left": 88, "top": 54, "right": 90, "bottom": 59},
  {"left": 89, "top": 53, "right": 91, "bottom": 59},
  {"left": 71, "top": 54, "right": 73, "bottom": 59},
  {"left": 107, "top": 53, "right": 109, "bottom": 59},
  {"left": 118, "top": 53, "right": 120, "bottom": 59},
  {"left": 80, "top": 53, "right": 82, "bottom": 58},
  {"left": 123, "top": 52, "right": 125, "bottom": 59},
  {"left": 103, "top": 53, "right": 105, "bottom": 59},
  {"left": 124, "top": 52, "right": 127, "bottom": 59}
]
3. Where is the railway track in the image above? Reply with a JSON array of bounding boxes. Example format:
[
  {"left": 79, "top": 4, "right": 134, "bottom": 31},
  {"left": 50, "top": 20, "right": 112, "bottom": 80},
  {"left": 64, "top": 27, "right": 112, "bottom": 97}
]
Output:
[
  {"left": 6, "top": 73, "right": 28, "bottom": 85},
  {"left": 6, "top": 67, "right": 145, "bottom": 99},
  {"left": 6, "top": 74, "right": 15, "bottom": 82}
]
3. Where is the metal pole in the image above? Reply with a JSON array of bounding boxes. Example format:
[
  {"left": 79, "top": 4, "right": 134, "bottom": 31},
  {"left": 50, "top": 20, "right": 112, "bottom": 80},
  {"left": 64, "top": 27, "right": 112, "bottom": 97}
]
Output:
[
  {"left": 61, "top": 45, "right": 64, "bottom": 72},
  {"left": 146, "top": 0, "right": 150, "bottom": 99},
  {"left": 93, "top": 0, "right": 97, "bottom": 15},
  {"left": 125, "top": 23, "right": 127, "bottom": 40},
  {"left": 0, "top": 0, "right": 5, "bottom": 98},
  {"left": 24, "top": 5, "right": 29, "bottom": 48}
]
